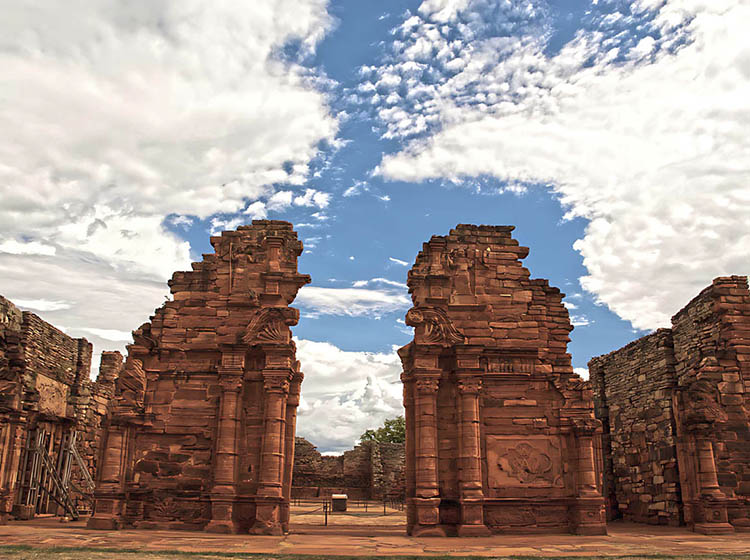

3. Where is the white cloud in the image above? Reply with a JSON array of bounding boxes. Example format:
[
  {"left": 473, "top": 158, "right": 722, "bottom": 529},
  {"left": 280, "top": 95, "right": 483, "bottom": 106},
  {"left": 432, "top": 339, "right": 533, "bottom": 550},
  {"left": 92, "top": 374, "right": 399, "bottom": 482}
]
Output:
[
  {"left": 0, "top": 240, "right": 57, "bottom": 256},
  {"left": 0, "top": 0, "right": 338, "bottom": 368},
  {"left": 295, "top": 338, "right": 403, "bottom": 453},
  {"left": 574, "top": 367, "right": 590, "bottom": 380},
  {"left": 343, "top": 181, "right": 369, "bottom": 197},
  {"left": 376, "top": 0, "right": 750, "bottom": 330},
  {"left": 243, "top": 201, "right": 268, "bottom": 219},
  {"left": 296, "top": 286, "right": 411, "bottom": 317},
  {"left": 389, "top": 257, "right": 410, "bottom": 266},
  {"left": 80, "top": 327, "right": 133, "bottom": 342},
  {"left": 352, "top": 278, "right": 408, "bottom": 289},
  {"left": 12, "top": 299, "right": 72, "bottom": 312}
]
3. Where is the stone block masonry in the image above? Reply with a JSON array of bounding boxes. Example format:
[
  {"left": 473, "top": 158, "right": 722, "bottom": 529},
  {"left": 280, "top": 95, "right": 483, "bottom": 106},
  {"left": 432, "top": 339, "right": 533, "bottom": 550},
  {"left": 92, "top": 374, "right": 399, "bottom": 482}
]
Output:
[
  {"left": 292, "top": 437, "right": 405, "bottom": 500},
  {"left": 591, "top": 276, "right": 750, "bottom": 534},
  {"left": 399, "top": 224, "right": 607, "bottom": 537},
  {"left": 0, "top": 295, "right": 121, "bottom": 523},
  {"left": 87, "top": 221, "right": 309, "bottom": 535}
]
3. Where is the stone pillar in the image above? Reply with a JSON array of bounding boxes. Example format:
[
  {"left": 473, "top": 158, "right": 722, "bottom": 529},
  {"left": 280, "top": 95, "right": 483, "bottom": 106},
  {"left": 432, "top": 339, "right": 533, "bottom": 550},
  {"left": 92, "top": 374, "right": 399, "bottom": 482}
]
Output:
[
  {"left": 251, "top": 367, "right": 290, "bottom": 535},
  {"left": 412, "top": 374, "right": 445, "bottom": 537},
  {"left": 692, "top": 430, "right": 734, "bottom": 534},
  {"left": 87, "top": 422, "right": 130, "bottom": 530},
  {"left": 456, "top": 375, "right": 490, "bottom": 536},
  {"left": 570, "top": 422, "right": 607, "bottom": 535},
  {"left": 280, "top": 368, "right": 302, "bottom": 533},
  {"left": 0, "top": 415, "right": 24, "bottom": 524},
  {"left": 206, "top": 351, "right": 243, "bottom": 534}
]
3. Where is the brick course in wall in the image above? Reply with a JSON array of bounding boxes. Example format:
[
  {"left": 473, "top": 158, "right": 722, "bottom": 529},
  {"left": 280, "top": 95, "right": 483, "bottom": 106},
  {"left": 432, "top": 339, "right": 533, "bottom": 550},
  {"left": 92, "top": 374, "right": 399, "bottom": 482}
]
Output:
[
  {"left": 591, "top": 276, "right": 750, "bottom": 534},
  {"left": 291, "top": 437, "right": 405, "bottom": 500},
  {"left": 0, "top": 295, "right": 121, "bottom": 523}
]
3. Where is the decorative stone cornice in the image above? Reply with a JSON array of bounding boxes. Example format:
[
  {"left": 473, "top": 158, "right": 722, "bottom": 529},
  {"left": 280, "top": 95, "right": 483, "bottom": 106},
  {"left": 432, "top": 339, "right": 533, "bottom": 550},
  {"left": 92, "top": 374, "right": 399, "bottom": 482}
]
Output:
[
  {"left": 457, "top": 377, "right": 482, "bottom": 394},
  {"left": 415, "top": 377, "right": 440, "bottom": 393}
]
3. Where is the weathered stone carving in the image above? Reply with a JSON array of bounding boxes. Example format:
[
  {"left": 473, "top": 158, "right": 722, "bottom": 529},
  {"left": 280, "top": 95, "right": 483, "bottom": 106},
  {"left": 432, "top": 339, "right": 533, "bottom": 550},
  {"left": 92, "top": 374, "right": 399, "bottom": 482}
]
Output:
[
  {"left": 87, "top": 221, "right": 309, "bottom": 535},
  {"left": 500, "top": 443, "right": 553, "bottom": 484},
  {"left": 591, "top": 276, "right": 750, "bottom": 534},
  {"left": 400, "top": 224, "right": 606, "bottom": 537}
]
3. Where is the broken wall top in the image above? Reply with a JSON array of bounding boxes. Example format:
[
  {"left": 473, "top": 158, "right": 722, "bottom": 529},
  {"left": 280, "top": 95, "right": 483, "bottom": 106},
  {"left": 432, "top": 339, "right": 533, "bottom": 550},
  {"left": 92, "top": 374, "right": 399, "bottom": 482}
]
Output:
[
  {"left": 405, "top": 224, "right": 576, "bottom": 375},
  {"left": 131, "top": 221, "right": 310, "bottom": 357}
]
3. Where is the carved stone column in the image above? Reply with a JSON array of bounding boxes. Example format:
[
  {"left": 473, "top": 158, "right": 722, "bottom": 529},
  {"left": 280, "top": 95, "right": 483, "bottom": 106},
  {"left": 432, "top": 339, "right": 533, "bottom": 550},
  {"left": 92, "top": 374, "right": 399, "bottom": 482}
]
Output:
[
  {"left": 280, "top": 367, "right": 302, "bottom": 533},
  {"left": 206, "top": 350, "right": 243, "bottom": 534},
  {"left": 412, "top": 374, "right": 445, "bottom": 537},
  {"left": 456, "top": 375, "right": 490, "bottom": 536},
  {"left": 87, "top": 421, "right": 130, "bottom": 530},
  {"left": 691, "top": 427, "right": 734, "bottom": 534},
  {"left": 0, "top": 413, "right": 24, "bottom": 525},
  {"left": 251, "top": 368, "right": 289, "bottom": 535},
  {"left": 570, "top": 421, "right": 607, "bottom": 535}
]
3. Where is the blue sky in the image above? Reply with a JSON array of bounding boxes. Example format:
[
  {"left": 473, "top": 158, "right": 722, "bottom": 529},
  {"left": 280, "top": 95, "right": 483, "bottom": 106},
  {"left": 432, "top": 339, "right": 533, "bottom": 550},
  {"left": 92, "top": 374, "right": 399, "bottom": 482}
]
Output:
[{"left": 1, "top": 0, "right": 748, "bottom": 452}]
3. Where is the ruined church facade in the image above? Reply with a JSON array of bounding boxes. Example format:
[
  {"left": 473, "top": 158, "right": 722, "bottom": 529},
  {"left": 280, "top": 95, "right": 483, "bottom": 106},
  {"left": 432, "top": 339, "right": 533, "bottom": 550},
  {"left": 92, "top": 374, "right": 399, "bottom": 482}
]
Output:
[
  {"left": 399, "top": 225, "right": 607, "bottom": 536},
  {"left": 88, "top": 221, "right": 309, "bottom": 535}
]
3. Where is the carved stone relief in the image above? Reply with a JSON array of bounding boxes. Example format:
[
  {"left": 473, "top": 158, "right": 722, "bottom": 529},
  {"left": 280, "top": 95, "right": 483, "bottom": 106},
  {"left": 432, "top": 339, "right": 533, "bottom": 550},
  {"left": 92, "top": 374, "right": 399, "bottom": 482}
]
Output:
[{"left": 486, "top": 436, "right": 563, "bottom": 488}]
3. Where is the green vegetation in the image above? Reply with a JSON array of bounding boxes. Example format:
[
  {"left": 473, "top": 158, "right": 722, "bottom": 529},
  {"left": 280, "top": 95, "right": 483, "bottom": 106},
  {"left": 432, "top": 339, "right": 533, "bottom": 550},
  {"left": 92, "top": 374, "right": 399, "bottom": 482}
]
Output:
[{"left": 359, "top": 416, "right": 405, "bottom": 444}]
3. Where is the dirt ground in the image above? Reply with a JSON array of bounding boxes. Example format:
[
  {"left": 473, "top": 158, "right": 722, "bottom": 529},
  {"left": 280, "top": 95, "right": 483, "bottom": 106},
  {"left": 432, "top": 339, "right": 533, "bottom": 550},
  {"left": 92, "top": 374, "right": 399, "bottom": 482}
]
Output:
[{"left": 0, "top": 513, "right": 749, "bottom": 559}]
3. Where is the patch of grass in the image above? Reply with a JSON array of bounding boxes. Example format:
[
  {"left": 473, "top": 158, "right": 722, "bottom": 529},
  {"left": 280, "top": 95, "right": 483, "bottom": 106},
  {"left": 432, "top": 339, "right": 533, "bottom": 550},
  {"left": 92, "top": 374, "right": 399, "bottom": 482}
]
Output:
[{"left": 0, "top": 546, "right": 749, "bottom": 560}]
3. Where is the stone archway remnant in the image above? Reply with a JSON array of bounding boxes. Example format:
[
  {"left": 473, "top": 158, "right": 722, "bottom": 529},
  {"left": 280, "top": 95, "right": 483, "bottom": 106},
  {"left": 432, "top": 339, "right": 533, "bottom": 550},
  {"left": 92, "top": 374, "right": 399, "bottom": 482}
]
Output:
[
  {"left": 399, "top": 224, "right": 607, "bottom": 536},
  {"left": 87, "top": 221, "right": 309, "bottom": 535}
]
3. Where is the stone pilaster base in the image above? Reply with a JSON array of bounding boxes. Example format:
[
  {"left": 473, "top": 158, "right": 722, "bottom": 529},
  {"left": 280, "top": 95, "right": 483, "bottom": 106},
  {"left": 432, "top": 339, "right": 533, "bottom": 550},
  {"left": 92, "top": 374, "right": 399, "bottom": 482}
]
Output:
[
  {"left": 87, "top": 495, "right": 125, "bottom": 530},
  {"left": 205, "top": 496, "right": 240, "bottom": 534},
  {"left": 457, "top": 500, "right": 490, "bottom": 536},
  {"left": 571, "top": 498, "right": 607, "bottom": 535},
  {"left": 250, "top": 497, "right": 284, "bottom": 536},
  {"left": 692, "top": 498, "right": 735, "bottom": 535},
  {"left": 410, "top": 497, "right": 446, "bottom": 537}
]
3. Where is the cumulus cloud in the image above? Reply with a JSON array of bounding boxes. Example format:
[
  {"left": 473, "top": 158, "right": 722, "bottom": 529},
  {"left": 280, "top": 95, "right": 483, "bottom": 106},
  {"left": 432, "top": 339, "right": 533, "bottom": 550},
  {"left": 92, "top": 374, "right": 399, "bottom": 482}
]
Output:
[
  {"left": 0, "top": 0, "right": 338, "bottom": 369},
  {"left": 295, "top": 338, "right": 404, "bottom": 453},
  {"left": 375, "top": 0, "right": 750, "bottom": 330},
  {"left": 296, "top": 286, "right": 411, "bottom": 317}
]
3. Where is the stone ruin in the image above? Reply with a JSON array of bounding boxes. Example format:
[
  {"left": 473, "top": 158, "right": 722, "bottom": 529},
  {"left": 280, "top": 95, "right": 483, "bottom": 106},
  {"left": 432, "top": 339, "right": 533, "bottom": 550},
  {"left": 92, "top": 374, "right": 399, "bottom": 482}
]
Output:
[
  {"left": 292, "top": 437, "right": 406, "bottom": 500},
  {"left": 87, "top": 221, "right": 309, "bottom": 535},
  {"left": 0, "top": 295, "right": 122, "bottom": 523},
  {"left": 590, "top": 276, "right": 750, "bottom": 534},
  {"left": 6, "top": 219, "right": 749, "bottom": 539},
  {"left": 399, "top": 224, "right": 607, "bottom": 536}
]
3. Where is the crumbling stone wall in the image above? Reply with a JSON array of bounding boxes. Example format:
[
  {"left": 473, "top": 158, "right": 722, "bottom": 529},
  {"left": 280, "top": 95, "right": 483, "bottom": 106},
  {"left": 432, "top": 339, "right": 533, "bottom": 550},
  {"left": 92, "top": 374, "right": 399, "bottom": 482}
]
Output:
[
  {"left": 589, "top": 330, "right": 681, "bottom": 525},
  {"left": 88, "top": 221, "right": 309, "bottom": 535},
  {"left": 291, "top": 437, "right": 405, "bottom": 500},
  {"left": 400, "top": 225, "right": 606, "bottom": 537},
  {"left": 0, "top": 296, "right": 120, "bottom": 523},
  {"left": 591, "top": 276, "right": 750, "bottom": 534}
]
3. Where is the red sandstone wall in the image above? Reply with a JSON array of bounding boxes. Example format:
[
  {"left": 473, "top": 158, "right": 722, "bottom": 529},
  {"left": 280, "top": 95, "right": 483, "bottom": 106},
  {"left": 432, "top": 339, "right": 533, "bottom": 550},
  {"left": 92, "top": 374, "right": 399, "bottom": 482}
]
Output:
[
  {"left": 0, "top": 296, "right": 118, "bottom": 522},
  {"left": 670, "top": 277, "right": 750, "bottom": 529},
  {"left": 589, "top": 330, "right": 682, "bottom": 525},
  {"left": 591, "top": 276, "right": 750, "bottom": 533},
  {"left": 291, "top": 438, "right": 405, "bottom": 500},
  {"left": 401, "top": 224, "right": 606, "bottom": 537},
  {"left": 89, "top": 221, "right": 308, "bottom": 535}
]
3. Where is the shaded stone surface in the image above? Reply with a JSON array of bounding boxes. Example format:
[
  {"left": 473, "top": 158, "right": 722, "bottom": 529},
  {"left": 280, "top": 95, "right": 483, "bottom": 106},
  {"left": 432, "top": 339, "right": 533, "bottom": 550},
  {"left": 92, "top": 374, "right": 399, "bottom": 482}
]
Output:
[
  {"left": 87, "top": 221, "right": 309, "bottom": 535},
  {"left": 0, "top": 296, "right": 119, "bottom": 523},
  {"left": 591, "top": 276, "right": 750, "bottom": 534},
  {"left": 292, "top": 437, "right": 405, "bottom": 500},
  {"left": 399, "top": 224, "right": 606, "bottom": 536}
]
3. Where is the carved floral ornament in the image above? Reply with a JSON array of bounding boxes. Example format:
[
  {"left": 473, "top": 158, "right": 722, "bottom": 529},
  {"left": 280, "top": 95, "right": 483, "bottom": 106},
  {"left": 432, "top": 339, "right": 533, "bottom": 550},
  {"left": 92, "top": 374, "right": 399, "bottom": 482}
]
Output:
[
  {"left": 405, "top": 307, "right": 465, "bottom": 346},
  {"left": 242, "top": 307, "right": 299, "bottom": 345},
  {"left": 500, "top": 442, "right": 554, "bottom": 484}
]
